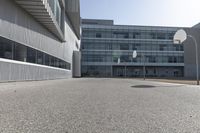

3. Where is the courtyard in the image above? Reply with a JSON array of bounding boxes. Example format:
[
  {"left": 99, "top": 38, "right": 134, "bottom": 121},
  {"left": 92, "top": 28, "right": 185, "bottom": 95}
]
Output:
[{"left": 0, "top": 78, "right": 200, "bottom": 132}]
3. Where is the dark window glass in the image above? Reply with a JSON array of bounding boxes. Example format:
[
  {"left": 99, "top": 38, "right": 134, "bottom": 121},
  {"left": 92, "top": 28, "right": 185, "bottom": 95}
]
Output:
[
  {"left": 55, "top": 58, "right": 59, "bottom": 67},
  {"left": 168, "top": 33, "right": 174, "bottom": 40},
  {"left": 37, "top": 51, "right": 44, "bottom": 65},
  {"left": 148, "top": 56, "right": 156, "bottom": 63},
  {"left": 96, "top": 33, "right": 102, "bottom": 38},
  {"left": 27, "top": 48, "right": 36, "bottom": 63},
  {"left": 180, "top": 45, "right": 184, "bottom": 51},
  {"left": 0, "top": 38, "right": 13, "bottom": 59},
  {"left": 45, "top": 54, "right": 50, "bottom": 66},
  {"left": 160, "top": 45, "right": 166, "bottom": 51},
  {"left": 0, "top": 36, "right": 71, "bottom": 70},
  {"left": 120, "top": 55, "right": 131, "bottom": 62},
  {"left": 157, "top": 33, "right": 166, "bottom": 39},
  {"left": 113, "top": 32, "right": 129, "bottom": 38},
  {"left": 50, "top": 56, "right": 55, "bottom": 67},
  {"left": 150, "top": 33, "right": 157, "bottom": 39},
  {"left": 120, "top": 44, "right": 129, "bottom": 50},
  {"left": 14, "top": 43, "right": 27, "bottom": 62},
  {"left": 133, "top": 32, "right": 140, "bottom": 38}
]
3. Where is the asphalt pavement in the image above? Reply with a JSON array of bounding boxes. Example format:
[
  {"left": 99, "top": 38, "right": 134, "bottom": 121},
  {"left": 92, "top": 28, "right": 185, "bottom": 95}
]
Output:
[{"left": 0, "top": 78, "right": 200, "bottom": 133}]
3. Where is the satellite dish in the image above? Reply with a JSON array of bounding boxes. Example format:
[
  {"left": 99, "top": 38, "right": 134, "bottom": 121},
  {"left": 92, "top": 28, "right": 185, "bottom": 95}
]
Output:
[
  {"left": 173, "top": 29, "right": 187, "bottom": 44},
  {"left": 133, "top": 50, "right": 137, "bottom": 58}
]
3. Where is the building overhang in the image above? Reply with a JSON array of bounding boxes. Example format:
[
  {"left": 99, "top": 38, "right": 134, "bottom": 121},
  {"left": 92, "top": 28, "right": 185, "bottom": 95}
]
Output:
[
  {"left": 65, "top": 0, "right": 81, "bottom": 39},
  {"left": 14, "top": 0, "right": 65, "bottom": 42}
]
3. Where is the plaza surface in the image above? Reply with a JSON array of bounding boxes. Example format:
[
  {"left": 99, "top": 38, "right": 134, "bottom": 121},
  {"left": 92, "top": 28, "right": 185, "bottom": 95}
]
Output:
[{"left": 0, "top": 78, "right": 200, "bottom": 133}]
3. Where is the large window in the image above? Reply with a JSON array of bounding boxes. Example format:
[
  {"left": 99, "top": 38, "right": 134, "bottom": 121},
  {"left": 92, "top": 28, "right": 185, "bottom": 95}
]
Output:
[
  {"left": 157, "top": 33, "right": 166, "bottom": 39},
  {"left": 48, "top": 0, "right": 62, "bottom": 27},
  {"left": 0, "top": 36, "right": 70, "bottom": 70},
  {"left": 96, "top": 33, "right": 102, "bottom": 38},
  {"left": 113, "top": 32, "right": 129, "bottom": 38},
  {"left": 56, "top": 0, "right": 61, "bottom": 26},
  {"left": 120, "top": 44, "right": 129, "bottom": 50},
  {"left": 0, "top": 39, "right": 13, "bottom": 59},
  {"left": 14, "top": 44, "right": 27, "bottom": 62},
  {"left": 37, "top": 51, "right": 44, "bottom": 65},
  {"left": 27, "top": 48, "right": 36, "bottom": 63}
]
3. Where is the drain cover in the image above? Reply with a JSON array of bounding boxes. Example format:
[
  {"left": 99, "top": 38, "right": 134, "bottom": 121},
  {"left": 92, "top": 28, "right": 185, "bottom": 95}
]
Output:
[{"left": 131, "top": 85, "right": 156, "bottom": 88}]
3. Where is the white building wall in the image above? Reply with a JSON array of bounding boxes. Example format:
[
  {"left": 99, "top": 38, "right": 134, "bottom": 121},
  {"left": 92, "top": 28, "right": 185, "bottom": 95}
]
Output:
[
  {"left": 0, "top": 59, "right": 71, "bottom": 82},
  {"left": 0, "top": 0, "right": 80, "bottom": 81}
]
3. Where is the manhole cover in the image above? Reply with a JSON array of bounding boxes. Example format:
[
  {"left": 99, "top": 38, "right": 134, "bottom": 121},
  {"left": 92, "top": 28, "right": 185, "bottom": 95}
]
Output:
[{"left": 131, "top": 85, "right": 156, "bottom": 88}]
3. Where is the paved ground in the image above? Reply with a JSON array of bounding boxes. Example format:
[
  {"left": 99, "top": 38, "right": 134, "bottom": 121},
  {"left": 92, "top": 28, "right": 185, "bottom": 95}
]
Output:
[
  {"left": 146, "top": 78, "right": 199, "bottom": 85},
  {"left": 1, "top": 78, "right": 200, "bottom": 133}
]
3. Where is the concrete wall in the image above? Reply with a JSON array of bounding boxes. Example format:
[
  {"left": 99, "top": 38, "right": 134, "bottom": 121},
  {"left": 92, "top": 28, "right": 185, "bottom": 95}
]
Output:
[
  {"left": 0, "top": 59, "right": 71, "bottom": 82},
  {"left": 0, "top": 0, "right": 80, "bottom": 81},
  {"left": 184, "top": 28, "right": 200, "bottom": 79}
]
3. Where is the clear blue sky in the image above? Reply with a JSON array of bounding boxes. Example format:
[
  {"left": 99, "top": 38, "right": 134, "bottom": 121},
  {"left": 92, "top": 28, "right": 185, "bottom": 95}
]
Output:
[{"left": 80, "top": 0, "right": 200, "bottom": 27}]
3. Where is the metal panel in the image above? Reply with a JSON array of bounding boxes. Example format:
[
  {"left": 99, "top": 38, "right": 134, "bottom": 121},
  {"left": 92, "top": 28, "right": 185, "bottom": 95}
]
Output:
[
  {"left": 14, "top": 0, "right": 65, "bottom": 41},
  {"left": 0, "top": 58, "right": 71, "bottom": 82}
]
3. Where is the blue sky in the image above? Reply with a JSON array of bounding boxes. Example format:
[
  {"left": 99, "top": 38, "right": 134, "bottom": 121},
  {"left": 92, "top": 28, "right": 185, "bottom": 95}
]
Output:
[{"left": 80, "top": 0, "right": 200, "bottom": 27}]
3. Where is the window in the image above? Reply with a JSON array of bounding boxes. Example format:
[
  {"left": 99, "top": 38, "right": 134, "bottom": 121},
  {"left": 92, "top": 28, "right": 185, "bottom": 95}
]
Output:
[
  {"left": 45, "top": 54, "right": 50, "bottom": 66},
  {"left": 56, "top": 0, "right": 61, "bottom": 26},
  {"left": 157, "top": 33, "right": 166, "bottom": 39},
  {"left": 135, "top": 44, "right": 141, "bottom": 50},
  {"left": 168, "top": 56, "right": 177, "bottom": 63},
  {"left": 37, "top": 51, "right": 44, "bottom": 65},
  {"left": 0, "top": 42, "right": 13, "bottom": 59},
  {"left": 167, "top": 33, "right": 174, "bottom": 40},
  {"left": 148, "top": 56, "right": 156, "bottom": 63},
  {"left": 50, "top": 56, "right": 56, "bottom": 67},
  {"left": 96, "top": 33, "right": 102, "bottom": 38},
  {"left": 133, "top": 32, "right": 140, "bottom": 38},
  {"left": 160, "top": 45, "right": 167, "bottom": 51},
  {"left": 14, "top": 43, "right": 27, "bottom": 62},
  {"left": 48, "top": 0, "right": 62, "bottom": 27},
  {"left": 113, "top": 32, "right": 129, "bottom": 38},
  {"left": 120, "top": 44, "right": 129, "bottom": 50},
  {"left": 27, "top": 48, "right": 36, "bottom": 63},
  {"left": 120, "top": 55, "right": 131, "bottom": 62},
  {"left": 150, "top": 33, "right": 157, "bottom": 39},
  {"left": 0, "top": 36, "right": 71, "bottom": 70}
]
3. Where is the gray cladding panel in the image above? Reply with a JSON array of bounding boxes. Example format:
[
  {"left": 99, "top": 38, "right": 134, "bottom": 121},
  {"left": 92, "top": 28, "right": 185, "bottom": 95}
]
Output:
[
  {"left": 0, "top": 60, "right": 71, "bottom": 82},
  {"left": 183, "top": 28, "right": 200, "bottom": 79}
]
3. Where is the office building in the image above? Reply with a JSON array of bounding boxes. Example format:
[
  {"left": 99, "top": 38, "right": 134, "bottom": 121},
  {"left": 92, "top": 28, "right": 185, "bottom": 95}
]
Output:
[
  {"left": 81, "top": 19, "right": 185, "bottom": 78},
  {"left": 0, "top": 0, "right": 81, "bottom": 81}
]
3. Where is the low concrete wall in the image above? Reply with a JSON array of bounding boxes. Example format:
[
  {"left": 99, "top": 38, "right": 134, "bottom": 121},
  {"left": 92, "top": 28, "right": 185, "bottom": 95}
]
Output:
[{"left": 0, "top": 58, "right": 71, "bottom": 82}]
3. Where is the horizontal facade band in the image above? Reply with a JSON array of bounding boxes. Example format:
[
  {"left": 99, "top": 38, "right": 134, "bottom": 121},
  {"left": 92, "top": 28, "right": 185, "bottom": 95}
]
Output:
[
  {"left": 81, "top": 62, "right": 184, "bottom": 66},
  {"left": 0, "top": 58, "right": 70, "bottom": 71}
]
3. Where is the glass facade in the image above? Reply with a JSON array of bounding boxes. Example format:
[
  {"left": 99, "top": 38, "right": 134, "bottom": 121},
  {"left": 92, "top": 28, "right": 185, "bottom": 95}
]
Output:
[
  {"left": 0, "top": 36, "right": 71, "bottom": 70},
  {"left": 81, "top": 23, "right": 184, "bottom": 78},
  {"left": 48, "top": 0, "right": 62, "bottom": 27}
]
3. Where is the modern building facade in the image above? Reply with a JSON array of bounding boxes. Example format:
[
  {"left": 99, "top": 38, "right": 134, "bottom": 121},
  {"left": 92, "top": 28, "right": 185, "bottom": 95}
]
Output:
[
  {"left": 0, "top": 0, "right": 81, "bottom": 82},
  {"left": 81, "top": 19, "right": 185, "bottom": 78}
]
